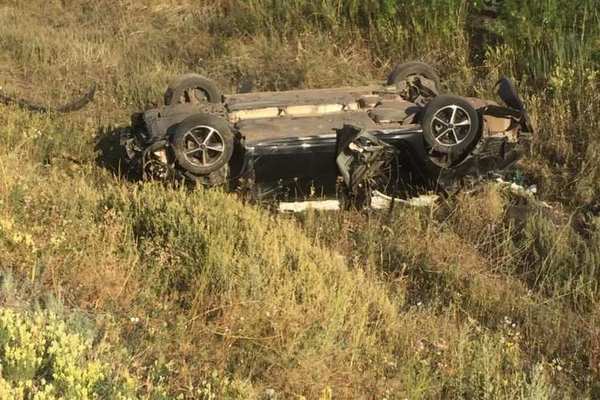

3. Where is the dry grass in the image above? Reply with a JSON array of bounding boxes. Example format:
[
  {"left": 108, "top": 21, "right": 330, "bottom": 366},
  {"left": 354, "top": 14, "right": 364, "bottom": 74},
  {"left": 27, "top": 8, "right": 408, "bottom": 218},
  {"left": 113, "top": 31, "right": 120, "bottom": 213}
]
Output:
[{"left": 0, "top": 0, "right": 599, "bottom": 398}]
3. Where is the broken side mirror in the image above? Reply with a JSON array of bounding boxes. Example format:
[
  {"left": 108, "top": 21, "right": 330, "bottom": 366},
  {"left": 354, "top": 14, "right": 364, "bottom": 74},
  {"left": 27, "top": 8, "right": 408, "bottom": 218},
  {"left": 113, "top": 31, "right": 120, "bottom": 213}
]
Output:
[{"left": 493, "top": 77, "right": 534, "bottom": 134}]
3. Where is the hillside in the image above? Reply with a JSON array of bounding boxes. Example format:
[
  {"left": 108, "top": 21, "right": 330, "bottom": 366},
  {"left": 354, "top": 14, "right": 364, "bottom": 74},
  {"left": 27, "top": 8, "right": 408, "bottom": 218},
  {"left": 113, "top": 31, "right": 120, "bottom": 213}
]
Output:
[{"left": 0, "top": 1, "right": 599, "bottom": 398}]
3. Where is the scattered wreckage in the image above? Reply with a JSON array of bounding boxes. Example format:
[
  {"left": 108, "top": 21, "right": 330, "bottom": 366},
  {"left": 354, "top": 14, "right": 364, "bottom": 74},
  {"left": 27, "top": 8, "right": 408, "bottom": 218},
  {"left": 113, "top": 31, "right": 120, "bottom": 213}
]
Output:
[
  {"left": 0, "top": 84, "right": 96, "bottom": 113},
  {"left": 121, "top": 62, "right": 533, "bottom": 206}
]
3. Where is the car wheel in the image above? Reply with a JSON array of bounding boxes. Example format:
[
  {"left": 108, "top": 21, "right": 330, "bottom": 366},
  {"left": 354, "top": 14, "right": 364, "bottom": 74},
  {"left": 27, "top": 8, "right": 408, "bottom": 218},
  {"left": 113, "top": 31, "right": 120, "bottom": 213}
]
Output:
[
  {"left": 142, "top": 140, "right": 174, "bottom": 181},
  {"left": 387, "top": 61, "right": 441, "bottom": 99},
  {"left": 171, "top": 114, "right": 234, "bottom": 176},
  {"left": 181, "top": 164, "right": 230, "bottom": 187},
  {"left": 421, "top": 95, "right": 481, "bottom": 159},
  {"left": 164, "top": 74, "right": 222, "bottom": 105}
]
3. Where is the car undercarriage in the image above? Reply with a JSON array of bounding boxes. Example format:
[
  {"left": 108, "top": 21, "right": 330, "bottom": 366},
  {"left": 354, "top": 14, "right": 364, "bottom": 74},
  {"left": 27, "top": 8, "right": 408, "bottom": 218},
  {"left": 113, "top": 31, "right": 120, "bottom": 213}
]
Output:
[{"left": 121, "top": 62, "right": 533, "bottom": 204}]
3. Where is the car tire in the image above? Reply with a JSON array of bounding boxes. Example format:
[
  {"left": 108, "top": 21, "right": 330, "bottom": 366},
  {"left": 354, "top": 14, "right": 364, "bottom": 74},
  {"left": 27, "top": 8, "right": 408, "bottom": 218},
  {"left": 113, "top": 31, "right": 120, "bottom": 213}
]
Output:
[
  {"left": 421, "top": 95, "right": 481, "bottom": 158},
  {"left": 171, "top": 113, "right": 234, "bottom": 176},
  {"left": 387, "top": 61, "right": 441, "bottom": 95},
  {"left": 141, "top": 140, "right": 174, "bottom": 181},
  {"left": 181, "top": 164, "right": 230, "bottom": 187},
  {"left": 164, "top": 74, "right": 222, "bottom": 105}
]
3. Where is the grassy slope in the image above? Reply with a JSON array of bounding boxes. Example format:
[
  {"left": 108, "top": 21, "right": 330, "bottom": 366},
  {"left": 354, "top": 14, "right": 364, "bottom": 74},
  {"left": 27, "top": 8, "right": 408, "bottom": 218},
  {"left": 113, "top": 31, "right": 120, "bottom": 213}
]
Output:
[{"left": 0, "top": 0, "right": 599, "bottom": 398}]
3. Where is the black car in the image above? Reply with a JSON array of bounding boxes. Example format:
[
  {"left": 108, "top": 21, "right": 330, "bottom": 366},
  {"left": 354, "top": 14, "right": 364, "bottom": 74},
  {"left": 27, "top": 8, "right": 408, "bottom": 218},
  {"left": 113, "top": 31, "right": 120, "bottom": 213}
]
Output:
[{"left": 121, "top": 62, "right": 532, "bottom": 202}]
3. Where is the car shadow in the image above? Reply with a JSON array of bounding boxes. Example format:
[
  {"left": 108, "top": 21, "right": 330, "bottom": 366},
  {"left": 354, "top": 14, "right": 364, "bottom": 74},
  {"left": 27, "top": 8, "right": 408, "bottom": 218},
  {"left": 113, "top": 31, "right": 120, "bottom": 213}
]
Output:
[{"left": 94, "top": 125, "right": 138, "bottom": 180}]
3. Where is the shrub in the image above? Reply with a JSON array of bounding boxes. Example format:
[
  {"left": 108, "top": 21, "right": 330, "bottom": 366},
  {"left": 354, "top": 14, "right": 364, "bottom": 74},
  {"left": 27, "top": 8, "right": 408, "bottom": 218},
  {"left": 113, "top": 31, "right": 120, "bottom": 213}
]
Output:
[{"left": 0, "top": 308, "right": 135, "bottom": 400}]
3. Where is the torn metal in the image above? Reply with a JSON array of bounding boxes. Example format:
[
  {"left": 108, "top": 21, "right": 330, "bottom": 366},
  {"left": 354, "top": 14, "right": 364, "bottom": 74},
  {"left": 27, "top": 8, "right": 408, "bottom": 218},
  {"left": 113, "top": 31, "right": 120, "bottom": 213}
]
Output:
[{"left": 336, "top": 125, "right": 398, "bottom": 194}]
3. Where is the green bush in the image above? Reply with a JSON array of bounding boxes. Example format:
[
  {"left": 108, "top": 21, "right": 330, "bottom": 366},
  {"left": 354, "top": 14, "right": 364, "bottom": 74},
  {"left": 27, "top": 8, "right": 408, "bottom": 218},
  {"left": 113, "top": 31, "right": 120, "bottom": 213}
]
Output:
[{"left": 0, "top": 308, "right": 135, "bottom": 400}]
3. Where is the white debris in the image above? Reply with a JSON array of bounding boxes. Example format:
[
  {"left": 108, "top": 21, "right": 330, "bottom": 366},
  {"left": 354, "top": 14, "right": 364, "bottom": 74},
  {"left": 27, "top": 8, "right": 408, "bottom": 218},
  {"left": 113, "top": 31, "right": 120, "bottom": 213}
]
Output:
[
  {"left": 278, "top": 199, "right": 340, "bottom": 212},
  {"left": 371, "top": 190, "right": 439, "bottom": 209},
  {"left": 494, "top": 179, "right": 554, "bottom": 208},
  {"left": 495, "top": 177, "right": 538, "bottom": 198},
  {"left": 278, "top": 192, "right": 439, "bottom": 213},
  {"left": 528, "top": 185, "right": 538, "bottom": 194}
]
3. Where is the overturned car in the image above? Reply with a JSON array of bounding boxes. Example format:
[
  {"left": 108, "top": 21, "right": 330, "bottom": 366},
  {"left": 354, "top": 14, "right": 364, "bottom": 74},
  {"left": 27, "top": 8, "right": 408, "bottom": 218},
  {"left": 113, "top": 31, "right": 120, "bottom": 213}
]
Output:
[{"left": 121, "top": 62, "right": 532, "bottom": 202}]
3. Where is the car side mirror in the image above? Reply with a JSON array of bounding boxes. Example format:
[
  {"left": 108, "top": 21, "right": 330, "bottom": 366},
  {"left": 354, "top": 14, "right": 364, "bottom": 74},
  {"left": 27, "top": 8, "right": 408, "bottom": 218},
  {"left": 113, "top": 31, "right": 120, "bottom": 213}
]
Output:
[{"left": 495, "top": 77, "right": 524, "bottom": 111}]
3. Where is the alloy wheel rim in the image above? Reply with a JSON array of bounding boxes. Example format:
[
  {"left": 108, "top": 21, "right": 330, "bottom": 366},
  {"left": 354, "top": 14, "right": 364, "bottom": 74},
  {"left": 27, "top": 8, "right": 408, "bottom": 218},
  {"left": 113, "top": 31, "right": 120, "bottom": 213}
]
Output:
[
  {"left": 182, "top": 125, "right": 225, "bottom": 167},
  {"left": 430, "top": 105, "right": 472, "bottom": 146}
]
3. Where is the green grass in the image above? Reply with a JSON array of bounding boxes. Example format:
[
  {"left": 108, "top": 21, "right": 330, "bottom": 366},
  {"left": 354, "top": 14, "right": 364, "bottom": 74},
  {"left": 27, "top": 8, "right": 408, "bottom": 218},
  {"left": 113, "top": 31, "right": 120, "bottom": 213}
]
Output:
[{"left": 0, "top": 0, "right": 599, "bottom": 398}]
